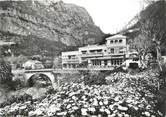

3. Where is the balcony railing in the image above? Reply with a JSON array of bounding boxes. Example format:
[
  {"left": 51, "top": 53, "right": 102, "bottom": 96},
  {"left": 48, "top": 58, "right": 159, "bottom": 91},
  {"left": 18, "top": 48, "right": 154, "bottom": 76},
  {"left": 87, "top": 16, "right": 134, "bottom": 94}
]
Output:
[
  {"left": 80, "top": 52, "right": 125, "bottom": 57},
  {"left": 104, "top": 52, "right": 125, "bottom": 56},
  {"left": 62, "top": 58, "right": 79, "bottom": 63},
  {"left": 80, "top": 52, "right": 103, "bottom": 57}
]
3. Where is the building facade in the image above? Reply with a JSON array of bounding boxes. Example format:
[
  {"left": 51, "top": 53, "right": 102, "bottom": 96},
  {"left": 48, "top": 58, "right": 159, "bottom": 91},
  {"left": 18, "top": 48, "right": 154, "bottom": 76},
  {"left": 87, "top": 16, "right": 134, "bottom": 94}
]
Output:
[
  {"left": 61, "top": 51, "right": 80, "bottom": 68},
  {"left": 61, "top": 35, "right": 130, "bottom": 69}
]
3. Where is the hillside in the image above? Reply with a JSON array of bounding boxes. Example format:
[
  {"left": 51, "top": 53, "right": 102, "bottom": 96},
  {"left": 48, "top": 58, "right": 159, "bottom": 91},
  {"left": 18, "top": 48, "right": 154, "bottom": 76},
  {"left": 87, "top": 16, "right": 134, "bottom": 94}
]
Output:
[
  {"left": 0, "top": 0, "right": 104, "bottom": 56},
  {"left": 122, "top": 0, "right": 166, "bottom": 55}
]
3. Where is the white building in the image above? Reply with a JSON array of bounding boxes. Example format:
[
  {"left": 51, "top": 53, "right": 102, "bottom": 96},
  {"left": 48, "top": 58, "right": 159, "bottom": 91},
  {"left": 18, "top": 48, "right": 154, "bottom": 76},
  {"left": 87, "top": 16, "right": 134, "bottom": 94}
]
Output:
[
  {"left": 61, "top": 34, "right": 133, "bottom": 69},
  {"left": 61, "top": 51, "right": 80, "bottom": 68}
]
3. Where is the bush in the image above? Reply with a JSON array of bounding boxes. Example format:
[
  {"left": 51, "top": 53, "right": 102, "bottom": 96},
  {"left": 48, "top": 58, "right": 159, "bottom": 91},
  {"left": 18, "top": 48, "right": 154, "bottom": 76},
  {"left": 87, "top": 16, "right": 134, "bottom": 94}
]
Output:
[
  {"left": 12, "top": 78, "right": 26, "bottom": 90},
  {"left": 81, "top": 71, "right": 107, "bottom": 86},
  {"left": 0, "top": 58, "right": 13, "bottom": 89},
  {"left": 59, "top": 73, "right": 82, "bottom": 85},
  {"left": 158, "top": 64, "right": 166, "bottom": 89}
]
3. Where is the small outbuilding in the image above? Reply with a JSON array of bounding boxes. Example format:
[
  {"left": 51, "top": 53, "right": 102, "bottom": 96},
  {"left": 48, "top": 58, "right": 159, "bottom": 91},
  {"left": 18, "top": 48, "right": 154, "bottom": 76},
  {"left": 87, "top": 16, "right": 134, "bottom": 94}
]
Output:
[{"left": 23, "top": 60, "right": 44, "bottom": 70}]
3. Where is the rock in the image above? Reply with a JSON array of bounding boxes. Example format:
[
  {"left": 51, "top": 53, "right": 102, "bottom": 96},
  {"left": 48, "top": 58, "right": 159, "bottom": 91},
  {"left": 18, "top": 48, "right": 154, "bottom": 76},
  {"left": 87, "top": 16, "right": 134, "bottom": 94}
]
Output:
[
  {"left": 114, "top": 96, "right": 120, "bottom": 102},
  {"left": 56, "top": 111, "right": 67, "bottom": 116},
  {"left": 103, "top": 99, "right": 109, "bottom": 105},
  {"left": 108, "top": 113, "right": 116, "bottom": 117},
  {"left": 117, "top": 113, "right": 123, "bottom": 117},
  {"left": 144, "top": 111, "right": 150, "bottom": 117},
  {"left": 133, "top": 106, "right": 139, "bottom": 111},
  {"left": 88, "top": 107, "right": 95, "bottom": 112},
  {"left": 99, "top": 101, "right": 103, "bottom": 106},
  {"left": 93, "top": 98, "right": 98, "bottom": 106},
  {"left": 35, "top": 108, "right": 44, "bottom": 116},
  {"left": 72, "top": 106, "right": 79, "bottom": 110},
  {"left": 66, "top": 104, "right": 71, "bottom": 109},
  {"left": 118, "top": 105, "right": 128, "bottom": 111},
  {"left": 28, "top": 111, "right": 35, "bottom": 117},
  {"left": 91, "top": 115, "right": 98, "bottom": 117},
  {"left": 16, "top": 115, "right": 22, "bottom": 117},
  {"left": 71, "top": 95, "right": 77, "bottom": 100},
  {"left": 19, "top": 105, "right": 27, "bottom": 110},
  {"left": 99, "top": 107, "right": 105, "bottom": 112},
  {"left": 81, "top": 108, "right": 88, "bottom": 115},
  {"left": 105, "top": 109, "right": 111, "bottom": 114},
  {"left": 109, "top": 105, "right": 114, "bottom": 110},
  {"left": 124, "top": 114, "right": 130, "bottom": 117},
  {"left": 48, "top": 104, "right": 59, "bottom": 114}
]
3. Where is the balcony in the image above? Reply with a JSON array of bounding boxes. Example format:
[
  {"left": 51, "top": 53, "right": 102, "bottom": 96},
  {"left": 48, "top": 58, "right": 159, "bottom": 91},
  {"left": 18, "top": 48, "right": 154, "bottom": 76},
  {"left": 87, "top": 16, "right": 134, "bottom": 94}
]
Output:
[
  {"left": 80, "top": 52, "right": 103, "bottom": 58},
  {"left": 62, "top": 58, "right": 79, "bottom": 63},
  {"left": 104, "top": 52, "right": 125, "bottom": 56}
]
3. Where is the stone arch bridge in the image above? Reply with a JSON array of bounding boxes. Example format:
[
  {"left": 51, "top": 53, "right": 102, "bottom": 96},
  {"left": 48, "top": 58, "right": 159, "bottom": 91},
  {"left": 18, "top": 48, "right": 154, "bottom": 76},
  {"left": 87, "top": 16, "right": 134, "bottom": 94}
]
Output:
[{"left": 12, "top": 69, "right": 79, "bottom": 88}]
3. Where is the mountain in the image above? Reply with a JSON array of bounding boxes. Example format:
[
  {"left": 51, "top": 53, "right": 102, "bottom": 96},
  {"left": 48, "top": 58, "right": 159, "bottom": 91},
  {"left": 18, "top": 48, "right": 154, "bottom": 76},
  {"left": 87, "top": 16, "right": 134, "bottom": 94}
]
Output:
[{"left": 0, "top": 0, "right": 104, "bottom": 56}]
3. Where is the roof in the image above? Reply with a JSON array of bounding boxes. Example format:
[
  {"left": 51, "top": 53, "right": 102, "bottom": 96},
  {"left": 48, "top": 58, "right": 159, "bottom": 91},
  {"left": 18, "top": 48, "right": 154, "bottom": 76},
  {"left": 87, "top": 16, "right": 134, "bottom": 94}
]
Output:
[
  {"left": 23, "top": 60, "right": 44, "bottom": 69},
  {"left": 106, "top": 34, "right": 126, "bottom": 40},
  {"left": 0, "top": 41, "right": 16, "bottom": 46},
  {"left": 62, "top": 51, "right": 80, "bottom": 56},
  {"left": 79, "top": 44, "right": 106, "bottom": 50}
]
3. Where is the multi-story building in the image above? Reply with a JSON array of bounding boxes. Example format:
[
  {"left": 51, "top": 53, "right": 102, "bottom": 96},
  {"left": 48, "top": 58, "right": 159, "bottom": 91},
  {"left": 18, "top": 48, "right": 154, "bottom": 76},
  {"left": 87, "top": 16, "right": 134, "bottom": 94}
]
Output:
[
  {"left": 61, "top": 51, "right": 80, "bottom": 68},
  {"left": 61, "top": 34, "right": 130, "bottom": 69}
]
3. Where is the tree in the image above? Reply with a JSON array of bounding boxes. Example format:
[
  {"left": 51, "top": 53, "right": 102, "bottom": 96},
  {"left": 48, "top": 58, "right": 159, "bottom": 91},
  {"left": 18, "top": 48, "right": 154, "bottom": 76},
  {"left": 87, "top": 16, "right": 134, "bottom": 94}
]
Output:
[
  {"left": 0, "top": 44, "right": 14, "bottom": 90},
  {"left": 137, "top": 0, "right": 166, "bottom": 71},
  {"left": 132, "top": 33, "right": 154, "bottom": 60},
  {"left": 0, "top": 56, "right": 13, "bottom": 89},
  {"left": 53, "top": 56, "right": 62, "bottom": 68}
]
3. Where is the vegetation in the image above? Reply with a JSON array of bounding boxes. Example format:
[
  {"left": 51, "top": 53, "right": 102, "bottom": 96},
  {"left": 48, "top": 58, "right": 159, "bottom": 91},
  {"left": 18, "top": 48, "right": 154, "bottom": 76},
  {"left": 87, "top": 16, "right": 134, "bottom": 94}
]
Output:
[
  {"left": 0, "top": 57, "right": 13, "bottom": 89},
  {"left": 79, "top": 70, "right": 107, "bottom": 86},
  {"left": 125, "top": 0, "right": 166, "bottom": 62}
]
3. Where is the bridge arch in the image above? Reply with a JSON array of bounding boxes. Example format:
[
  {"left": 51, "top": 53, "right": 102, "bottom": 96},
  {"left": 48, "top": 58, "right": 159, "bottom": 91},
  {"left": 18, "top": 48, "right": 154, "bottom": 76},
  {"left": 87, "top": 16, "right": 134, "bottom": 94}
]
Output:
[
  {"left": 28, "top": 73, "right": 52, "bottom": 87},
  {"left": 24, "top": 72, "right": 57, "bottom": 87}
]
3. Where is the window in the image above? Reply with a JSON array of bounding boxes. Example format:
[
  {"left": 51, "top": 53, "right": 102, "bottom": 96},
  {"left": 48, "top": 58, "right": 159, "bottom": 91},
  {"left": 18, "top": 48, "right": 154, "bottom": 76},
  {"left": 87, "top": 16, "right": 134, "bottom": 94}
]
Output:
[
  {"left": 110, "top": 40, "right": 114, "bottom": 43},
  {"left": 133, "top": 58, "right": 139, "bottom": 61},
  {"left": 71, "top": 55, "right": 76, "bottom": 59},
  {"left": 96, "top": 49, "right": 102, "bottom": 53},
  {"left": 82, "top": 51, "right": 87, "bottom": 54},
  {"left": 110, "top": 48, "right": 114, "bottom": 54},
  {"left": 119, "top": 47, "right": 124, "bottom": 53},
  {"left": 115, "top": 40, "right": 118, "bottom": 43},
  {"left": 119, "top": 39, "right": 122, "bottom": 43},
  {"left": 90, "top": 50, "right": 96, "bottom": 54},
  {"left": 68, "top": 56, "right": 71, "bottom": 59}
]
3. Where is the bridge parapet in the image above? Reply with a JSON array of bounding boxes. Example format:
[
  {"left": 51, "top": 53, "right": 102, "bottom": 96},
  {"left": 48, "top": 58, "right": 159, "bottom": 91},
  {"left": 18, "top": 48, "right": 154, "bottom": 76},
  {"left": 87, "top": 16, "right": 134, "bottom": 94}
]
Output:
[{"left": 12, "top": 67, "right": 115, "bottom": 74}]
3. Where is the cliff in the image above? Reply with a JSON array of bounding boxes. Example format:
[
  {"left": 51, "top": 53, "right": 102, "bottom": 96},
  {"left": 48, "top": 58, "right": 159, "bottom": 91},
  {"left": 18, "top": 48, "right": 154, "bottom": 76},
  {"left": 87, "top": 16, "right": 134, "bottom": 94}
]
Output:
[{"left": 0, "top": 0, "right": 104, "bottom": 56}]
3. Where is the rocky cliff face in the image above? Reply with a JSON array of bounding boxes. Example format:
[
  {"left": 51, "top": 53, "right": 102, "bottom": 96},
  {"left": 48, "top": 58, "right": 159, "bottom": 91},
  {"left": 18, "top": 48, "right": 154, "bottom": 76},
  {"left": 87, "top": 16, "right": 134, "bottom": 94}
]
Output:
[{"left": 0, "top": 0, "right": 104, "bottom": 56}]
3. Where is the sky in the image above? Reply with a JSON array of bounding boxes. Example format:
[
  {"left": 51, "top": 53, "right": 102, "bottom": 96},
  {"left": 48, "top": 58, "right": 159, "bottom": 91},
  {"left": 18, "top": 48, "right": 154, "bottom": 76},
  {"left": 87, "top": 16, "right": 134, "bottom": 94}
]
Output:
[{"left": 62, "top": 0, "right": 144, "bottom": 34}]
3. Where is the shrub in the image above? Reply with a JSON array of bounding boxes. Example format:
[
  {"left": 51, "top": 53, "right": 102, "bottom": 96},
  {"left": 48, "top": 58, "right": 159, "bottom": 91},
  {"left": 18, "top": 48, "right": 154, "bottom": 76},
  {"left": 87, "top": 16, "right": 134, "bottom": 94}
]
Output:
[
  {"left": 59, "top": 73, "right": 82, "bottom": 85},
  {"left": 0, "top": 58, "right": 13, "bottom": 89},
  {"left": 12, "top": 78, "right": 26, "bottom": 90},
  {"left": 158, "top": 64, "right": 166, "bottom": 89},
  {"left": 81, "top": 71, "right": 107, "bottom": 86}
]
